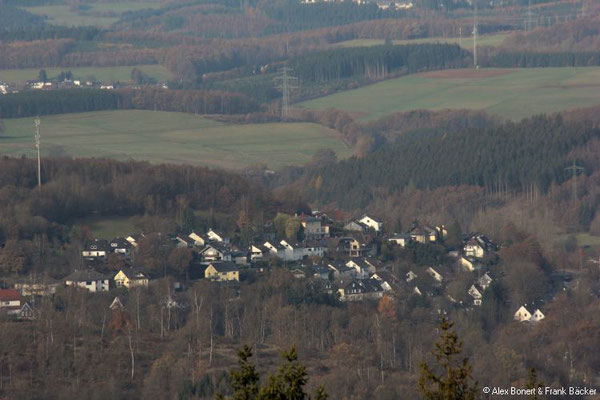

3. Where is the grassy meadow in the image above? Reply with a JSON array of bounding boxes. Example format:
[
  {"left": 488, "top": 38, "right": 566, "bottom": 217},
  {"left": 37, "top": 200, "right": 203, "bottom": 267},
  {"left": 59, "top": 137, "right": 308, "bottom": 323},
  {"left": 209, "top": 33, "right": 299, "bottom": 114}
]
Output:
[
  {"left": 0, "top": 65, "right": 173, "bottom": 85},
  {"left": 23, "top": 2, "right": 162, "bottom": 27},
  {"left": 0, "top": 110, "right": 351, "bottom": 170},
  {"left": 298, "top": 67, "right": 600, "bottom": 121}
]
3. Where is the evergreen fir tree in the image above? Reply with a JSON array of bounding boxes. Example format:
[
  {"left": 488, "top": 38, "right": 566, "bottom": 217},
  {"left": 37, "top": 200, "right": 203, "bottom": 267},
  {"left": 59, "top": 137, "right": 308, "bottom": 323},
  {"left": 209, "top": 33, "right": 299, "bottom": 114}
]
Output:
[{"left": 418, "top": 317, "right": 478, "bottom": 400}]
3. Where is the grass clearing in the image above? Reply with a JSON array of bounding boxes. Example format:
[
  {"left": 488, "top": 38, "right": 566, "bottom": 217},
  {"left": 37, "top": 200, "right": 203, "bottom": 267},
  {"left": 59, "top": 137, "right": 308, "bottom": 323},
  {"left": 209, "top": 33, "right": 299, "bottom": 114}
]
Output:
[
  {"left": 298, "top": 67, "right": 600, "bottom": 121},
  {"left": 23, "top": 2, "right": 162, "bottom": 27},
  {"left": 335, "top": 33, "right": 510, "bottom": 50},
  {"left": 0, "top": 110, "right": 351, "bottom": 170},
  {"left": 0, "top": 65, "right": 173, "bottom": 85},
  {"left": 74, "top": 216, "right": 138, "bottom": 239}
]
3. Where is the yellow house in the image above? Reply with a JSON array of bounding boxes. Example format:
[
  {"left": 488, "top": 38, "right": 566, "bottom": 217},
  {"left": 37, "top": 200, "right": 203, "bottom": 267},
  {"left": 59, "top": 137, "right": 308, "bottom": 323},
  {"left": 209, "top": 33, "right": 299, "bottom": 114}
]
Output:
[
  {"left": 205, "top": 262, "right": 240, "bottom": 282},
  {"left": 114, "top": 268, "right": 149, "bottom": 288}
]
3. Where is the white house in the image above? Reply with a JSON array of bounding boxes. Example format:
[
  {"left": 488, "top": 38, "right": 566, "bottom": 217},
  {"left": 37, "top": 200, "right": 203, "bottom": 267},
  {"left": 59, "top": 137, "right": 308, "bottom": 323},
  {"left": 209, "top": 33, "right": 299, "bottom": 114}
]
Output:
[
  {"left": 514, "top": 305, "right": 532, "bottom": 322},
  {"left": 264, "top": 241, "right": 286, "bottom": 259},
  {"left": 199, "top": 243, "right": 232, "bottom": 263},
  {"left": 464, "top": 238, "right": 486, "bottom": 258},
  {"left": 207, "top": 229, "right": 229, "bottom": 243},
  {"left": 301, "top": 216, "right": 330, "bottom": 239},
  {"left": 82, "top": 239, "right": 109, "bottom": 260},
  {"left": 358, "top": 215, "right": 383, "bottom": 232},
  {"left": 188, "top": 231, "right": 207, "bottom": 246},
  {"left": 468, "top": 285, "right": 483, "bottom": 306},
  {"left": 388, "top": 233, "right": 410, "bottom": 247},
  {"left": 478, "top": 273, "right": 492, "bottom": 290},
  {"left": 345, "top": 259, "right": 371, "bottom": 279},
  {"left": 406, "top": 270, "right": 417, "bottom": 282},
  {"left": 531, "top": 308, "right": 545, "bottom": 322},
  {"left": 65, "top": 269, "right": 110, "bottom": 292},
  {"left": 426, "top": 267, "right": 443, "bottom": 283}
]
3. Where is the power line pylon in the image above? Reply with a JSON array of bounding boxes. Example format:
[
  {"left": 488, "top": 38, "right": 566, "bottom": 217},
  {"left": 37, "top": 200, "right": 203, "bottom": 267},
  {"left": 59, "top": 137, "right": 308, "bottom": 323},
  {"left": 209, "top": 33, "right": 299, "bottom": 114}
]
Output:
[
  {"left": 565, "top": 159, "right": 584, "bottom": 201},
  {"left": 472, "top": 0, "right": 478, "bottom": 68},
  {"left": 274, "top": 66, "right": 298, "bottom": 120},
  {"left": 34, "top": 116, "right": 42, "bottom": 189}
]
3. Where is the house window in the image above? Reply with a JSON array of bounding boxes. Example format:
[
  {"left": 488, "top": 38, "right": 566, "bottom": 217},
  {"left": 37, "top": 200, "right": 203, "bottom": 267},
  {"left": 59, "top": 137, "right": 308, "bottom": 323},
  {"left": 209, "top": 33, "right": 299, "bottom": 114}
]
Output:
[{"left": 86, "top": 281, "right": 92, "bottom": 285}]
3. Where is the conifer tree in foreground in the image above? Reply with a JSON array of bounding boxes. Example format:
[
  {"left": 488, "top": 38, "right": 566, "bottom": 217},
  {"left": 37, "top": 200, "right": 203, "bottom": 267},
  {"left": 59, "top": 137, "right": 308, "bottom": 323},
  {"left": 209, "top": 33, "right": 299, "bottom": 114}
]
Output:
[
  {"left": 418, "top": 317, "right": 478, "bottom": 400},
  {"left": 217, "top": 345, "right": 328, "bottom": 400}
]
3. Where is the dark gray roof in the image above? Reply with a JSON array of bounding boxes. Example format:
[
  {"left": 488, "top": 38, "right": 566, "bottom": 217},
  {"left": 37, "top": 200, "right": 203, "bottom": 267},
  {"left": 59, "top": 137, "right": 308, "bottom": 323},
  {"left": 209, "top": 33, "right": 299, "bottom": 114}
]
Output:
[
  {"left": 65, "top": 269, "right": 108, "bottom": 282},
  {"left": 209, "top": 262, "right": 239, "bottom": 273}
]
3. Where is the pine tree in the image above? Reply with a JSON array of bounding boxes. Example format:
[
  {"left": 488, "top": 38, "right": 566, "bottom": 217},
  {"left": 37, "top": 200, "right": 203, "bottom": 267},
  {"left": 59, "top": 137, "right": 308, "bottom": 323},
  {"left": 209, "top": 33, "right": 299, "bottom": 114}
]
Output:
[
  {"left": 418, "top": 317, "right": 478, "bottom": 400},
  {"left": 229, "top": 345, "right": 261, "bottom": 400},
  {"left": 217, "top": 345, "right": 328, "bottom": 400},
  {"left": 526, "top": 368, "right": 544, "bottom": 400}
]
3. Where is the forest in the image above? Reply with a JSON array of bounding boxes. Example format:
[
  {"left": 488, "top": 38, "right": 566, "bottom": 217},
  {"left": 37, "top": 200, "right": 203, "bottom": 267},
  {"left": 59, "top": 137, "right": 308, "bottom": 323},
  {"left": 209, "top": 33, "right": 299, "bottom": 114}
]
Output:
[
  {"left": 0, "top": 88, "right": 260, "bottom": 118},
  {"left": 281, "top": 114, "right": 600, "bottom": 209}
]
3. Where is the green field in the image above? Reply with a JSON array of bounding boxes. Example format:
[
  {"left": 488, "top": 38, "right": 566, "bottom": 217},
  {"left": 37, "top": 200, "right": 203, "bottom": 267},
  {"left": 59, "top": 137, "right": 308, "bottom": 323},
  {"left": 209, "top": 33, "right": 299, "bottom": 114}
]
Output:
[
  {"left": 23, "top": 2, "right": 162, "bottom": 27},
  {"left": 0, "top": 110, "right": 351, "bottom": 170},
  {"left": 0, "top": 65, "right": 172, "bottom": 85},
  {"left": 335, "top": 33, "right": 510, "bottom": 50},
  {"left": 74, "top": 216, "right": 138, "bottom": 239},
  {"left": 298, "top": 67, "right": 600, "bottom": 121}
]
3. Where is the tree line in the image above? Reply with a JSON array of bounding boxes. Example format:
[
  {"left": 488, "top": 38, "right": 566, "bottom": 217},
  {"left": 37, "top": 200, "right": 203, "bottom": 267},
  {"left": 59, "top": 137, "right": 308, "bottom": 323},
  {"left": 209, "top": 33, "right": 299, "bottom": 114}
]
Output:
[
  {"left": 0, "top": 88, "right": 260, "bottom": 119},
  {"left": 289, "top": 43, "right": 469, "bottom": 82},
  {"left": 486, "top": 51, "right": 600, "bottom": 68},
  {"left": 296, "top": 115, "right": 600, "bottom": 208}
]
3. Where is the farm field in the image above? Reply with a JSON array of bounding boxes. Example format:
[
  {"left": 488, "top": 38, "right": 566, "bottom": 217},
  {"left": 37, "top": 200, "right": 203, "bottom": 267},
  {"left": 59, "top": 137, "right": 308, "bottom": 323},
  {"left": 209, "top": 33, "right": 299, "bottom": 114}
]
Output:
[
  {"left": 23, "top": 2, "right": 162, "bottom": 26},
  {"left": 0, "top": 110, "right": 351, "bottom": 170},
  {"left": 335, "top": 33, "right": 510, "bottom": 50},
  {"left": 0, "top": 65, "right": 172, "bottom": 85},
  {"left": 298, "top": 67, "right": 600, "bottom": 121}
]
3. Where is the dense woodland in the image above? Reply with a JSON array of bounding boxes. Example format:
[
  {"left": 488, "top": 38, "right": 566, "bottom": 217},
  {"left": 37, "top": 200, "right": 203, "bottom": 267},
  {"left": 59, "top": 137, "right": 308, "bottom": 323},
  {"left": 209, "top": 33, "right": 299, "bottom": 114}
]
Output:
[{"left": 0, "top": 88, "right": 259, "bottom": 118}]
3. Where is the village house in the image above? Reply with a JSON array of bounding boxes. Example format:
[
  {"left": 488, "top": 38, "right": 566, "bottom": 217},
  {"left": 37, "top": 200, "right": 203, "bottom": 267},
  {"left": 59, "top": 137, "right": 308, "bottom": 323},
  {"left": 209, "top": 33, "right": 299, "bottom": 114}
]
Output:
[
  {"left": 334, "top": 236, "right": 376, "bottom": 258},
  {"left": 199, "top": 242, "right": 232, "bottom": 263},
  {"left": 113, "top": 268, "right": 149, "bottom": 288},
  {"left": 126, "top": 234, "right": 142, "bottom": 248},
  {"left": 478, "top": 273, "right": 493, "bottom": 290},
  {"left": 388, "top": 233, "right": 410, "bottom": 247},
  {"left": 345, "top": 259, "right": 371, "bottom": 279},
  {"left": 300, "top": 215, "right": 330, "bottom": 240},
  {"left": 14, "top": 281, "right": 59, "bottom": 296},
  {"left": 232, "top": 250, "right": 250, "bottom": 266},
  {"left": 406, "top": 270, "right": 417, "bottom": 282},
  {"left": 312, "top": 265, "right": 331, "bottom": 280},
  {"left": 426, "top": 267, "right": 443, "bottom": 283},
  {"left": 110, "top": 237, "right": 132, "bottom": 256},
  {"left": 0, "top": 289, "right": 23, "bottom": 315},
  {"left": 514, "top": 305, "right": 545, "bottom": 322},
  {"left": 343, "top": 220, "right": 368, "bottom": 232},
  {"left": 468, "top": 285, "right": 483, "bottom": 306},
  {"left": 64, "top": 269, "right": 110, "bottom": 292},
  {"left": 174, "top": 236, "right": 191, "bottom": 248},
  {"left": 204, "top": 262, "right": 240, "bottom": 282},
  {"left": 358, "top": 215, "right": 383, "bottom": 233},
  {"left": 327, "top": 261, "right": 357, "bottom": 279},
  {"left": 264, "top": 241, "right": 286, "bottom": 259},
  {"left": 207, "top": 229, "right": 229, "bottom": 243},
  {"left": 464, "top": 233, "right": 496, "bottom": 258},
  {"left": 82, "top": 239, "right": 110, "bottom": 260},
  {"left": 249, "top": 244, "right": 270, "bottom": 261},
  {"left": 338, "top": 278, "right": 384, "bottom": 301},
  {"left": 410, "top": 225, "right": 438, "bottom": 244},
  {"left": 188, "top": 231, "right": 207, "bottom": 246}
]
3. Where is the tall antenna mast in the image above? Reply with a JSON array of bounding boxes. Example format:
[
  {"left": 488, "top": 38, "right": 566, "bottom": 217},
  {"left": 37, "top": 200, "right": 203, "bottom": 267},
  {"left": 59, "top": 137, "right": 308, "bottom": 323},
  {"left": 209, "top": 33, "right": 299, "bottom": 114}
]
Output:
[
  {"left": 565, "top": 159, "right": 584, "bottom": 201},
  {"left": 274, "top": 66, "right": 298, "bottom": 121},
  {"left": 472, "top": 0, "right": 478, "bottom": 68},
  {"left": 34, "top": 116, "right": 42, "bottom": 188}
]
